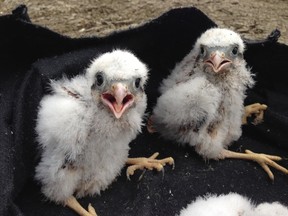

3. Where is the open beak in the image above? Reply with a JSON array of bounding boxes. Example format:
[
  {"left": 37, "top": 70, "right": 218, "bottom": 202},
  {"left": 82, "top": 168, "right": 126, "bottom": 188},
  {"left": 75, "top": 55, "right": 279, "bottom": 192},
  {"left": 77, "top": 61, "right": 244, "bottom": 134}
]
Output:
[
  {"left": 101, "top": 83, "right": 134, "bottom": 119},
  {"left": 204, "top": 51, "right": 232, "bottom": 73}
]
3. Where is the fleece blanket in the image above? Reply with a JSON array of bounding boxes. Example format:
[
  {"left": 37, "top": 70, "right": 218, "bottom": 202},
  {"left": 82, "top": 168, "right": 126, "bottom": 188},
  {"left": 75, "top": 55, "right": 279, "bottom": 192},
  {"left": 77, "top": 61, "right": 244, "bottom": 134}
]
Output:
[{"left": 0, "top": 5, "right": 287, "bottom": 216}]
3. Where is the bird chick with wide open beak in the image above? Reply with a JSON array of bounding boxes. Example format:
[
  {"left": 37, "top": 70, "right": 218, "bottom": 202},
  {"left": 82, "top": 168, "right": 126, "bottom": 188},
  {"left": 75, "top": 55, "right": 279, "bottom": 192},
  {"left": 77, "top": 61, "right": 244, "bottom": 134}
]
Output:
[
  {"left": 204, "top": 50, "right": 232, "bottom": 73},
  {"left": 101, "top": 83, "right": 134, "bottom": 119}
]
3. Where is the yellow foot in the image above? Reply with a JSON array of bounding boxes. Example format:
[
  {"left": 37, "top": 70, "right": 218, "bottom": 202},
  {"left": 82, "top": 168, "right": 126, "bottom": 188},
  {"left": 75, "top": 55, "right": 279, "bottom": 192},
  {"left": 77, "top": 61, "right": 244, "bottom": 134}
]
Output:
[
  {"left": 222, "top": 149, "right": 288, "bottom": 181},
  {"left": 66, "top": 196, "right": 97, "bottom": 216},
  {"left": 244, "top": 149, "right": 288, "bottom": 180},
  {"left": 126, "top": 152, "right": 174, "bottom": 180},
  {"left": 242, "top": 103, "right": 267, "bottom": 125},
  {"left": 147, "top": 115, "right": 156, "bottom": 133}
]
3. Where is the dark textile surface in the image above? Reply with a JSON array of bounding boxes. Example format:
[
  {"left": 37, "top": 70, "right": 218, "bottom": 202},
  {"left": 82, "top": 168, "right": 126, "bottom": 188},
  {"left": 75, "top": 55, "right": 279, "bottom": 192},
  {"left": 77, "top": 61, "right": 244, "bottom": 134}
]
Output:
[{"left": 0, "top": 5, "right": 287, "bottom": 216}]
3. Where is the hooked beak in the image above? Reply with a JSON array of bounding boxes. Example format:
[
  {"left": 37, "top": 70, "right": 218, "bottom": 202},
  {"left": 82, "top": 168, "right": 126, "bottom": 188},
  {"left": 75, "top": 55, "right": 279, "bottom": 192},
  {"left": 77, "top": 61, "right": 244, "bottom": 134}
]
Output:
[
  {"left": 204, "top": 51, "right": 232, "bottom": 73},
  {"left": 101, "top": 83, "right": 134, "bottom": 119}
]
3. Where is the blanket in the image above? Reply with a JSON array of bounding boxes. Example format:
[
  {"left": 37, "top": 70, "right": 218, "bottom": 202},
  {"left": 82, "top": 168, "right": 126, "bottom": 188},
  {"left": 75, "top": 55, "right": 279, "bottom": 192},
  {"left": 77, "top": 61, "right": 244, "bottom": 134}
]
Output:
[{"left": 0, "top": 5, "right": 287, "bottom": 216}]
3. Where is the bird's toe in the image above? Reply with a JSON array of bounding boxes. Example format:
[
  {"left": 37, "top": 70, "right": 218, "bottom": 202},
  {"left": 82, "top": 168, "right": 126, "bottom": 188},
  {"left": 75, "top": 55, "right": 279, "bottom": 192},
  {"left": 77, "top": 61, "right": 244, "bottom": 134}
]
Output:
[
  {"left": 126, "top": 153, "right": 174, "bottom": 179},
  {"left": 88, "top": 203, "right": 97, "bottom": 216}
]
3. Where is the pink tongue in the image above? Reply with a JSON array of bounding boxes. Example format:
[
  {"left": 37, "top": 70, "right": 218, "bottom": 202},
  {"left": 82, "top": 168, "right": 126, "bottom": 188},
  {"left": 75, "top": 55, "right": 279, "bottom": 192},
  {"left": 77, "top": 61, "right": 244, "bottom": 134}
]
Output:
[{"left": 113, "top": 103, "right": 123, "bottom": 113}]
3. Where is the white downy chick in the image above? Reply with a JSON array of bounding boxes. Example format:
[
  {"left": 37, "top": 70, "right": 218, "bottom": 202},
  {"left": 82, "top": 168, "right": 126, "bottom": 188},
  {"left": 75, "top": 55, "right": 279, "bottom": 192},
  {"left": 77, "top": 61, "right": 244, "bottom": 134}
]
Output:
[
  {"left": 35, "top": 50, "right": 149, "bottom": 216},
  {"left": 179, "top": 193, "right": 288, "bottom": 216},
  {"left": 151, "top": 28, "right": 288, "bottom": 180}
]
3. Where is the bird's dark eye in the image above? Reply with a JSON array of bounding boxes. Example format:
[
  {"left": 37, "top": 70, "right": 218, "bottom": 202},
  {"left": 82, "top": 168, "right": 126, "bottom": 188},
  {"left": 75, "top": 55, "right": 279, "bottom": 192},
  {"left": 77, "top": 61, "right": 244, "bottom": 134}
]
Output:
[
  {"left": 134, "top": 78, "right": 141, "bottom": 89},
  {"left": 96, "top": 73, "right": 104, "bottom": 86},
  {"left": 232, "top": 46, "right": 238, "bottom": 55},
  {"left": 200, "top": 46, "right": 205, "bottom": 55}
]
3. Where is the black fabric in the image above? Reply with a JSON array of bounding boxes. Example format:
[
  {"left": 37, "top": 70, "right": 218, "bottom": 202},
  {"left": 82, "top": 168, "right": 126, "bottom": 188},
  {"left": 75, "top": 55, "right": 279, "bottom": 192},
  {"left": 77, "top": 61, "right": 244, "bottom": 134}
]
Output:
[{"left": 0, "top": 5, "right": 288, "bottom": 216}]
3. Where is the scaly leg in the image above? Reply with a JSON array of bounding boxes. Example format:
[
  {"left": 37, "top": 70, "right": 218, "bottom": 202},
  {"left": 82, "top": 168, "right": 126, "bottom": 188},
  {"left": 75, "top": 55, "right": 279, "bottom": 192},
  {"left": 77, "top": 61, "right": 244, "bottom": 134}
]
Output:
[
  {"left": 126, "top": 152, "right": 174, "bottom": 180},
  {"left": 65, "top": 196, "right": 97, "bottom": 216},
  {"left": 242, "top": 103, "right": 267, "bottom": 125},
  {"left": 221, "top": 149, "right": 288, "bottom": 181}
]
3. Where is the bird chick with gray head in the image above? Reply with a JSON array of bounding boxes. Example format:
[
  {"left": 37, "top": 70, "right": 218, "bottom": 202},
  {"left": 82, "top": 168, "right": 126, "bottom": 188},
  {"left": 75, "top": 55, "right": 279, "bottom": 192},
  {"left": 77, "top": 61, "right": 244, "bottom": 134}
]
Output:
[
  {"left": 35, "top": 50, "right": 173, "bottom": 216},
  {"left": 150, "top": 28, "right": 288, "bottom": 180}
]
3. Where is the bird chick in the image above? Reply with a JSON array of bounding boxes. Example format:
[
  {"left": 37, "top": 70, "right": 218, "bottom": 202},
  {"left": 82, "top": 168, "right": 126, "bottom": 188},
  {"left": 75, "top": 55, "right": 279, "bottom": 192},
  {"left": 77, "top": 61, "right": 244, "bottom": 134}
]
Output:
[
  {"left": 35, "top": 50, "right": 173, "bottom": 216},
  {"left": 179, "top": 193, "right": 288, "bottom": 216},
  {"left": 150, "top": 28, "right": 287, "bottom": 180}
]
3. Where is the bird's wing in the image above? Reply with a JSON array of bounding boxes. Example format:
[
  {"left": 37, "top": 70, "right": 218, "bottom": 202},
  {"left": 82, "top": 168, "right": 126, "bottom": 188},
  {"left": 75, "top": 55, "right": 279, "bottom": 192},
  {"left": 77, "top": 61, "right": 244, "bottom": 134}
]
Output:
[
  {"left": 36, "top": 93, "right": 91, "bottom": 160},
  {"left": 50, "top": 76, "right": 89, "bottom": 100},
  {"left": 153, "top": 76, "right": 221, "bottom": 135},
  {"left": 159, "top": 51, "right": 197, "bottom": 94}
]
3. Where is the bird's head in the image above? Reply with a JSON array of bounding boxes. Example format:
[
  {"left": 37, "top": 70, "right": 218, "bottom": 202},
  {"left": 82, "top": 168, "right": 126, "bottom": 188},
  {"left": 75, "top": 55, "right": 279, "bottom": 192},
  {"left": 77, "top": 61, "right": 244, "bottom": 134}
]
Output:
[
  {"left": 194, "top": 28, "right": 245, "bottom": 74},
  {"left": 86, "top": 50, "right": 149, "bottom": 119}
]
